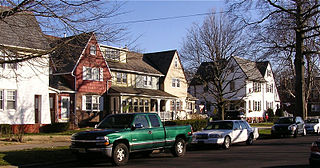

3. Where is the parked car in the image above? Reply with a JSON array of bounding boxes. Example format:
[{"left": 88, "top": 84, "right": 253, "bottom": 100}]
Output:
[
  {"left": 70, "top": 113, "right": 192, "bottom": 166},
  {"left": 271, "top": 116, "right": 306, "bottom": 138},
  {"left": 191, "top": 120, "right": 259, "bottom": 149},
  {"left": 305, "top": 118, "right": 320, "bottom": 134},
  {"left": 309, "top": 138, "right": 320, "bottom": 168}
]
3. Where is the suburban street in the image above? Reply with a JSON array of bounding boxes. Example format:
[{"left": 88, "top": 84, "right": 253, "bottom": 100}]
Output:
[{"left": 32, "top": 135, "right": 318, "bottom": 168}]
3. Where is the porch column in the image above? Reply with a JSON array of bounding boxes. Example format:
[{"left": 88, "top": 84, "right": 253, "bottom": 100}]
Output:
[
  {"left": 157, "top": 99, "right": 161, "bottom": 116},
  {"left": 120, "top": 96, "right": 123, "bottom": 113}
]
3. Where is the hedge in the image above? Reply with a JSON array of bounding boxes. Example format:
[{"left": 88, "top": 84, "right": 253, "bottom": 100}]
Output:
[
  {"left": 40, "top": 123, "right": 70, "bottom": 133},
  {"left": 164, "top": 119, "right": 207, "bottom": 132}
]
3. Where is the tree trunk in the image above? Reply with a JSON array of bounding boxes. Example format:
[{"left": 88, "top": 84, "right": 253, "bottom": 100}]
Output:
[{"left": 294, "top": 2, "right": 306, "bottom": 119}]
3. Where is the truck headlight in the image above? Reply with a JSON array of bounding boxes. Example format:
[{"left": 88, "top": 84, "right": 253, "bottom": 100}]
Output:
[
  {"left": 96, "top": 136, "right": 109, "bottom": 146},
  {"left": 288, "top": 125, "right": 296, "bottom": 131}
]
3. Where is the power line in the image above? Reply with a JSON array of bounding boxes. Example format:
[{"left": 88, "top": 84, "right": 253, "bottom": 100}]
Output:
[{"left": 112, "top": 10, "right": 227, "bottom": 25}]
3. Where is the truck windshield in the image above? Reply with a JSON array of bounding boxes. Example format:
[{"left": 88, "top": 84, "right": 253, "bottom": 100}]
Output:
[
  {"left": 97, "top": 114, "right": 134, "bottom": 129},
  {"left": 204, "top": 121, "right": 233, "bottom": 130}
]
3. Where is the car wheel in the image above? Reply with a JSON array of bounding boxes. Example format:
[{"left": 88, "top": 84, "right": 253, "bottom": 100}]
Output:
[
  {"left": 246, "top": 134, "right": 254, "bottom": 145},
  {"left": 171, "top": 138, "right": 186, "bottom": 157},
  {"left": 112, "top": 143, "right": 129, "bottom": 166},
  {"left": 222, "top": 136, "right": 231, "bottom": 149}
]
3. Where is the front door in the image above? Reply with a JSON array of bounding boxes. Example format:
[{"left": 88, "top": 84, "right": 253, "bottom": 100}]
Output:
[
  {"left": 61, "top": 96, "right": 70, "bottom": 121},
  {"left": 131, "top": 115, "right": 153, "bottom": 151},
  {"left": 34, "top": 95, "right": 41, "bottom": 124}
]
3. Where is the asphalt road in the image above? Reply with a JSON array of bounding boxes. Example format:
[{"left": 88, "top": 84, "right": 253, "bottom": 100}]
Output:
[{"left": 33, "top": 135, "right": 319, "bottom": 168}]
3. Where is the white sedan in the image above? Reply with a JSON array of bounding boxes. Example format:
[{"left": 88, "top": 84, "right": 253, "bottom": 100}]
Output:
[
  {"left": 305, "top": 118, "right": 320, "bottom": 134},
  {"left": 191, "top": 120, "right": 259, "bottom": 149}
]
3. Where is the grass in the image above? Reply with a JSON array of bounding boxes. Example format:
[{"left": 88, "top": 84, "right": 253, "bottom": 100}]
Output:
[
  {"left": 250, "top": 122, "right": 274, "bottom": 127},
  {"left": 0, "top": 146, "right": 75, "bottom": 166},
  {"left": 258, "top": 128, "right": 271, "bottom": 135},
  {"left": 24, "top": 127, "right": 94, "bottom": 136}
]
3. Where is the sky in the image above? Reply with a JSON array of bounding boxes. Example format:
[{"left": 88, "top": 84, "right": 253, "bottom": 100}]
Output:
[{"left": 108, "top": 0, "right": 225, "bottom": 53}]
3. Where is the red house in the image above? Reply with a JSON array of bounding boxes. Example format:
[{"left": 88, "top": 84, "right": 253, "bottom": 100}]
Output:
[{"left": 49, "top": 32, "right": 112, "bottom": 128}]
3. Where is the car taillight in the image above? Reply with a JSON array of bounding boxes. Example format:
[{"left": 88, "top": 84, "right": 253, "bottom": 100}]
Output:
[{"left": 311, "top": 142, "right": 320, "bottom": 152}]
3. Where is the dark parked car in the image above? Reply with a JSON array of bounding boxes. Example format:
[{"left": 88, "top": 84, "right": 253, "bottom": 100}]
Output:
[
  {"left": 309, "top": 138, "right": 320, "bottom": 168},
  {"left": 271, "top": 116, "right": 306, "bottom": 137}
]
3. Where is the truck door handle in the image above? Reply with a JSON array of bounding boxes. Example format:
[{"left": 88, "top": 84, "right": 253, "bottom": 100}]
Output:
[{"left": 148, "top": 131, "right": 152, "bottom": 134}]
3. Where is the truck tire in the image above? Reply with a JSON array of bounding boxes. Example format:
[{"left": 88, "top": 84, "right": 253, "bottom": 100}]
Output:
[
  {"left": 112, "top": 143, "right": 129, "bottom": 166},
  {"left": 171, "top": 138, "right": 186, "bottom": 157},
  {"left": 222, "top": 136, "right": 231, "bottom": 149},
  {"left": 246, "top": 134, "right": 254, "bottom": 145}
]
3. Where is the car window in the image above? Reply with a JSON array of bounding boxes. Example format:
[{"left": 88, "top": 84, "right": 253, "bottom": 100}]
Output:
[
  {"left": 240, "top": 121, "right": 249, "bottom": 129},
  {"left": 133, "top": 115, "right": 150, "bottom": 128},
  {"left": 148, "top": 115, "right": 161, "bottom": 127},
  {"left": 234, "top": 121, "right": 241, "bottom": 130},
  {"left": 97, "top": 114, "right": 133, "bottom": 129},
  {"left": 204, "top": 121, "right": 233, "bottom": 130},
  {"left": 276, "top": 117, "right": 294, "bottom": 124}
]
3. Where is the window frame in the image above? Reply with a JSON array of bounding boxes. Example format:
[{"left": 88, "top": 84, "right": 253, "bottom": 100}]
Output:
[
  {"left": 172, "top": 78, "right": 180, "bottom": 88},
  {"left": 85, "top": 95, "right": 101, "bottom": 112},
  {"left": 0, "top": 90, "right": 3, "bottom": 110},
  {"left": 7, "top": 90, "right": 16, "bottom": 110},
  {"left": 90, "top": 45, "right": 96, "bottom": 55}
]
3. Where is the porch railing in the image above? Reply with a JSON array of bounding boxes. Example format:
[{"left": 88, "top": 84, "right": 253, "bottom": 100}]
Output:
[{"left": 159, "top": 111, "right": 174, "bottom": 121}]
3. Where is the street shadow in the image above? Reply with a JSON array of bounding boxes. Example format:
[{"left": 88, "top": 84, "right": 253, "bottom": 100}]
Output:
[{"left": 263, "top": 165, "right": 309, "bottom": 168}]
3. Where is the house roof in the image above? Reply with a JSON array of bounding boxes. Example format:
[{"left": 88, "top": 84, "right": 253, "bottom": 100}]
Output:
[
  {"left": 232, "top": 56, "right": 265, "bottom": 82},
  {"left": 50, "top": 32, "right": 92, "bottom": 73},
  {"left": 49, "top": 75, "right": 74, "bottom": 91},
  {"left": 143, "top": 50, "right": 177, "bottom": 75},
  {"left": 107, "top": 52, "right": 163, "bottom": 76},
  {"left": 256, "top": 61, "right": 269, "bottom": 77},
  {"left": 108, "top": 86, "right": 177, "bottom": 98},
  {"left": 0, "top": 7, "right": 50, "bottom": 50}
]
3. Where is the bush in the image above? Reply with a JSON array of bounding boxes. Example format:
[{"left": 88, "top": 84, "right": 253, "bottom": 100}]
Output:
[
  {"left": 0, "top": 124, "right": 12, "bottom": 137},
  {"left": 266, "top": 108, "right": 274, "bottom": 122},
  {"left": 40, "top": 123, "right": 70, "bottom": 133},
  {"left": 163, "top": 119, "right": 207, "bottom": 132},
  {"left": 275, "top": 109, "right": 284, "bottom": 117}
]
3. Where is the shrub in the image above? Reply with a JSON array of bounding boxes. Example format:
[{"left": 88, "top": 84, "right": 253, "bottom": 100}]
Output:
[
  {"left": 275, "top": 109, "right": 284, "bottom": 117},
  {"left": 0, "top": 124, "right": 12, "bottom": 137},
  {"left": 164, "top": 119, "right": 207, "bottom": 132},
  {"left": 40, "top": 123, "right": 70, "bottom": 133},
  {"left": 266, "top": 108, "right": 274, "bottom": 122}
]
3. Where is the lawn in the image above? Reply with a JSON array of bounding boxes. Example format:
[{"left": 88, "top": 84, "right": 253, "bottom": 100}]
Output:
[
  {"left": 249, "top": 122, "right": 274, "bottom": 127},
  {"left": 0, "top": 146, "right": 75, "bottom": 166}
]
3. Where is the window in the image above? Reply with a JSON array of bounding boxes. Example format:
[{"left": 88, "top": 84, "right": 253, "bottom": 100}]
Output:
[
  {"left": 5, "top": 63, "right": 17, "bottom": 69},
  {"left": 267, "top": 70, "right": 272, "bottom": 77},
  {"left": 174, "top": 56, "right": 178, "bottom": 68},
  {"left": 148, "top": 115, "right": 160, "bottom": 127},
  {"left": 170, "top": 101, "right": 175, "bottom": 111},
  {"left": 133, "top": 99, "right": 138, "bottom": 112},
  {"left": 176, "top": 101, "right": 181, "bottom": 111},
  {"left": 253, "top": 100, "right": 261, "bottom": 111},
  {"left": 85, "top": 95, "right": 100, "bottom": 112},
  {"left": 172, "top": 78, "right": 180, "bottom": 87},
  {"left": 139, "top": 99, "right": 144, "bottom": 112},
  {"left": 83, "top": 67, "right": 103, "bottom": 81},
  {"left": 253, "top": 82, "right": 261, "bottom": 92},
  {"left": 0, "top": 90, "right": 3, "bottom": 110},
  {"left": 133, "top": 115, "right": 150, "bottom": 128},
  {"left": 248, "top": 100, "right": 251, "bottom": 110},
  {"left": 144, "top": 100, "right": 149, "bottom": 112},
  {"left": 90, "top": 45, "right": 96, "bottom": 55},
  {"left": 311, "top": 104, "right": 320, "bottom": 112},
  {"left": 230, "top": 81, "right": 235, "bottom": 91},
  {"left": 7, "top": 90, "right": 16, "bottom": 110},
  {"left": 143, "top": 76, "right": 152, "bottom": 86},
  {"left": 104, "top": 48, "right": 120, "bottom": 61}
]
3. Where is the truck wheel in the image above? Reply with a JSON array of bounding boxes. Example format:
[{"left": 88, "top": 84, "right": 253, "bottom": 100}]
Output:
[
  {"left": 112, "top": 143, "right": 129, "bottom": 166},
  {"left": 246, "top": 134, "right": 253, "bottom": 145},
  {"left": 222, "top": 136, "right": 231, "bottom": 149},
  {"left": 171, "top": 138, "right": 186, "bottom": 157}
]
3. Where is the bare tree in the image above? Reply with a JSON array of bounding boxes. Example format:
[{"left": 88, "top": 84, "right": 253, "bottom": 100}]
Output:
[
  {"left": 0, "top": 0, "right": 126, "bottom": 65},
  {"left": 228, "top": 0, "right": 320, "bottom": 119},
  {"left": 182, "top": 11, "right": 248, "bottom": 120}
]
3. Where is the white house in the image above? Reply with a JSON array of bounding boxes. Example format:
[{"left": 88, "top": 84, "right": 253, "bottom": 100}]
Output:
[
  {"left": 0, "top": 8, "right": 51, "bottom": 132},
  {"left": 189, "top": 56, "right": 280, "bottom": 121}
]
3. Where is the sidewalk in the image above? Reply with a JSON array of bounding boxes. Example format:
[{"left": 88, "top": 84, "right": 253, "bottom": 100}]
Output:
[{"left": 0, "top": 141, "right": 70, "bottom": 152}]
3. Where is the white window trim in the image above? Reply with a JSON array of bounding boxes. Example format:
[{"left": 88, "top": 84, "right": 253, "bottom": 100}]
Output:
[
  {"left": 144, "top": 76, "right": 152, "bottom": 86},
  {"left": 172, "top": 78, "right": 180, "bottom": 88},
  {"left": 0, "top": 90, "right": 3, "bottom": 110},
  {"left": 82, "top": 95, "right": 103, "bottom": 112},
  {"left": 6, "top": 90, "right": 17, "bottom": 110},
  {"left": 90, "top": 45, "right": 96, "bottom": 55}
]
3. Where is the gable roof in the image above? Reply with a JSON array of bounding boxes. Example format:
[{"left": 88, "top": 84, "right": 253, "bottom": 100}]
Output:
[
  {"left": 50, "top": 32, "right": 92, "bottom": 73},
  {"left": 107, "top": 51, "right": 163, "bottom": 76},
  {"left": 232, "top": 56, "right": 265, "bottom": 82},
  {"left": 143, "top": 50, "right": 177, "bottom": 75},
  {"left": 0, "top": 6, "right": 50, "bottom": 50}
]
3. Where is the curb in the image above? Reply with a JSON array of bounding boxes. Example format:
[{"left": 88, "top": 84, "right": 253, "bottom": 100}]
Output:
[{"left": 19, "top": 159, "right": 76, "bottom": 168}]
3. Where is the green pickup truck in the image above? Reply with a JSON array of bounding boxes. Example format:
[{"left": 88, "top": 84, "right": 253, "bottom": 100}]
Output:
[{"left": 70, "top": 113, "right": 193, "bottom": 166}]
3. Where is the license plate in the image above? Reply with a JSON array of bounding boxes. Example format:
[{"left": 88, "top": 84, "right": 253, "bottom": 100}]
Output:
[{"left": 79, "top": 148, "right": 86, "bottom": 153}]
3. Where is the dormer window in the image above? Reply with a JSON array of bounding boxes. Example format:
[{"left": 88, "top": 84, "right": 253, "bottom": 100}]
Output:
[
  {"left": 144, "top": 76, "right": 152, "bottom": 86},
  {"left": 104, "top": 48, "right": 120, "bottom": 61},
  {"left": 90, "top": 45, "right": 96, "bottom": 55},
  {"left": 267, "top": 70, "right": 272, "bottom": 77}
]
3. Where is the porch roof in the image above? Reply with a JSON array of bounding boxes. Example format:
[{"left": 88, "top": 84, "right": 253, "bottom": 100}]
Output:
[
  {"left": 108, "top": 86, "right": 177, "bottom": 99},
  {"left": 49, "top": 75, "right": 74, "bottom": 92}
]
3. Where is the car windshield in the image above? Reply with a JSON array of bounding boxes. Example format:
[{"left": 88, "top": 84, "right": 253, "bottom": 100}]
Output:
[
  {"left": 305, "top": 119, "right": 319, "bottom": 124},
  {"left": 204, "top": 121, "right": 233, "bottom": 130},
  {"left": 276, "top": 118, "right": 294, "bottom": 124},
  {"left": 96, "top": 114, "right": 134, "bottom": 129}
]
